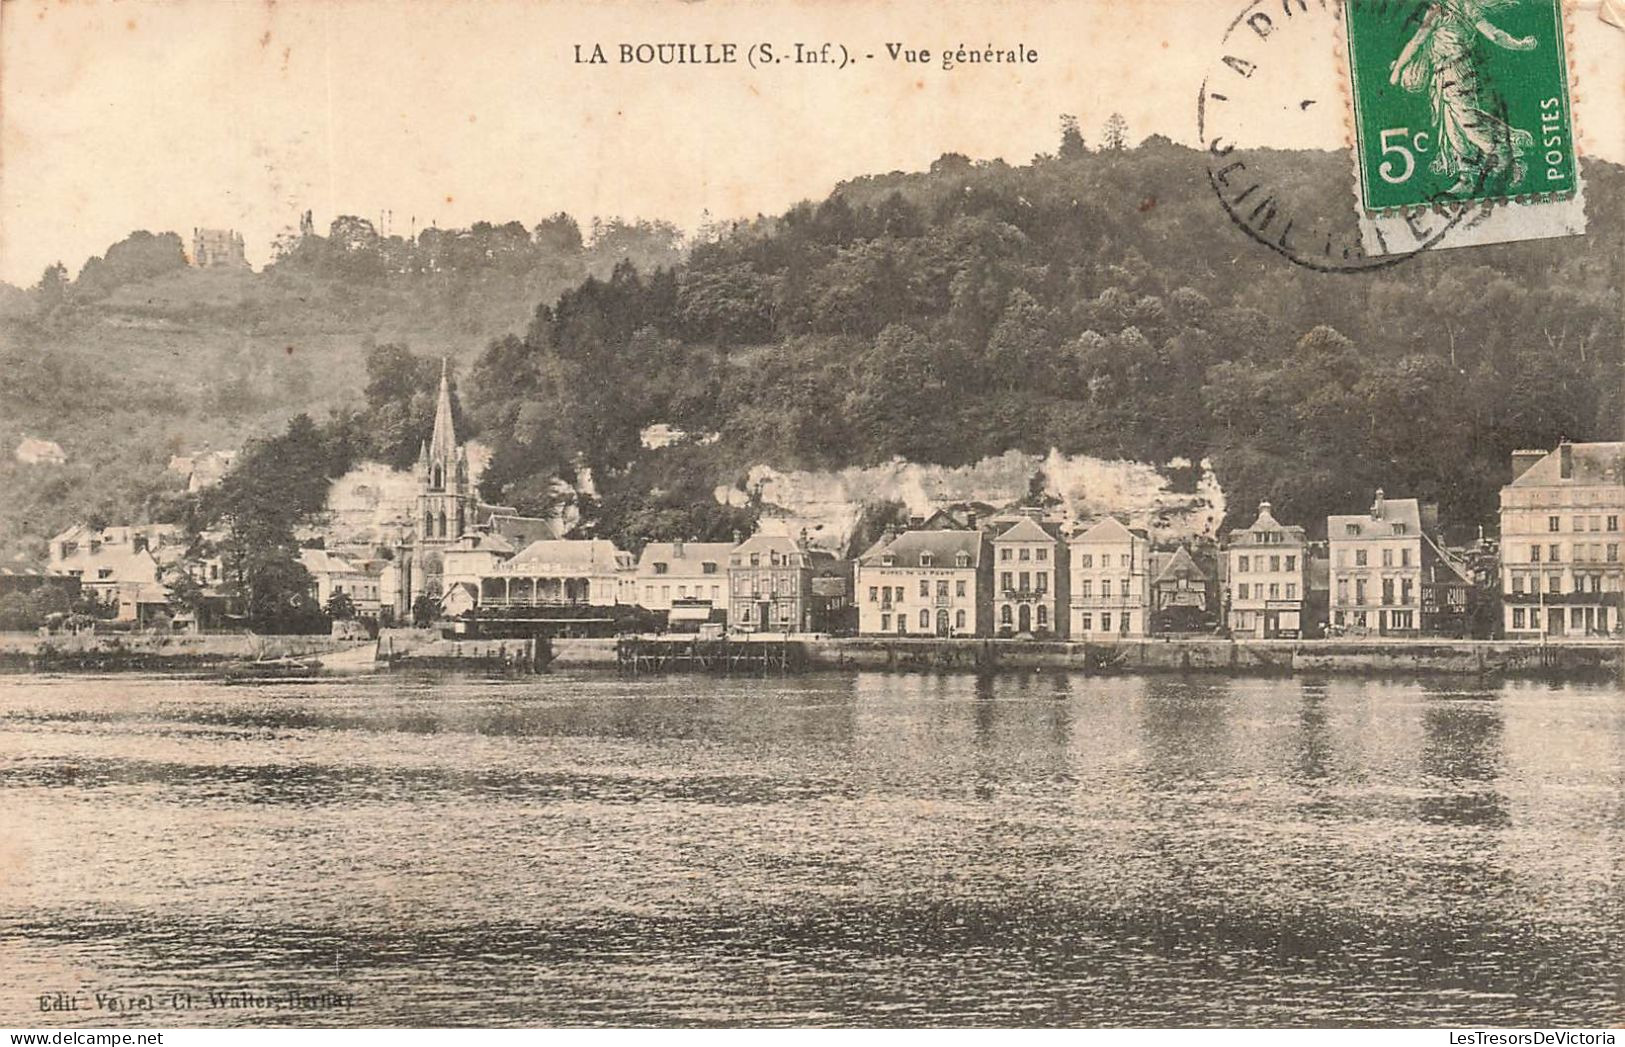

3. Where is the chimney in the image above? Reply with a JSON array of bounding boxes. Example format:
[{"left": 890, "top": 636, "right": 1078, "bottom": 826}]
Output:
[
  {"left": 965, "top": 510, "right": 978, "bottom": 531},
  {"left": 1560, "top": 441, "right": 1573, "bottom": 480},
  {"left": 672, "top": 539, "right": 684, "bottom": 558},
  {"left": 1370, "top": 489, "right": 1385, "bottom": 519},
  {"left": 909, "top": 515, "right": 924, "bottom": 530},
  {"left": 1510, "top": 449, "right": 1546, "bottom": 481}
]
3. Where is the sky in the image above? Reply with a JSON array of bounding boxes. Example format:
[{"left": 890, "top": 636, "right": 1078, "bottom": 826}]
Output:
[{"left": 1, "top": 0, "right": 1621, "bottom": 286}]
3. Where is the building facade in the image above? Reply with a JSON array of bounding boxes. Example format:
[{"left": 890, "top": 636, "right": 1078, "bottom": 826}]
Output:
[
  {"left": 1498, "top": 442, "right": 1625, "bottom": 638},
  {"left": 1224, "top": 502, "right": 1309, "bottom": 638},
  {"left": 1068, "top": 517, "right": 1151, "bottom": 637},
  {"left": 1328, "top": 490, "right": 1469, "bottom": 636},
  {"left": 990, "top": 516, "right": 1064, "bottom": 637},
  {"left": 856, "top": 529, "right": 990, "bottom": 637},
  {"left": 1150, "top": 545, "right": 1214, "bottom": 633},
  {"left": 728, "top": 534, "right": 839, "bottom": 633},
  {"left": 635, "top": 541, "right": 733, "bottom": 623}
]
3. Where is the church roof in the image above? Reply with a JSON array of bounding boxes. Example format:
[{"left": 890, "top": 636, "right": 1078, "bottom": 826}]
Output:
[{"left": 427, "top": 358, "right": 459, "bottom": 463}]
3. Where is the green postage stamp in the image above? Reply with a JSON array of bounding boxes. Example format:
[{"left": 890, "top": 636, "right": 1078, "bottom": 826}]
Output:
[{"left": 1342, "top": 0, "right": 1585, "bottom": 251}]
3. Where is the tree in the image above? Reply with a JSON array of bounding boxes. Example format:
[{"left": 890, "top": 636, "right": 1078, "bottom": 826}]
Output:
[
  {"left": 1058, "top": 114, "right": 1087, "bottom": 158},
  {"left": 325, "top": 590, "right": 357, "bottom": 621},
  {"left": 34, "top": 262, "right": 69, "bottom": 313},
  {"left": 1101, "top": 112, "right": 1129, "bottom": 152},
  {"left": 161, "top": 559, "right": 211, "bottom": 630},
  {"left": 411, "top": 593, "right": 439, "bottom": 628}
]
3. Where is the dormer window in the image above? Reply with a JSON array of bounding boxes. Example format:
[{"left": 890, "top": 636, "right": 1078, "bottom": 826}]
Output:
[
  {"left": 1391, "top": 523, "right": 1407, "bottom": 535},
  {"left": 702, "top": 562, "right": 717, "bottom": 575},
  {"left": 652, "top": 562, "right": 669, "bottom": 575},
  {"left": 920, "top": 552, "right": 934, "bottom": 567},
  {"left": 882, "top": 553, "right": 896, "bottom": 566},
  {"left": 1345, "top": 524, "right": 1361, "bottom": 536},
  {"left": 955, "top": 551, "right": 971, "bottom": 568}
]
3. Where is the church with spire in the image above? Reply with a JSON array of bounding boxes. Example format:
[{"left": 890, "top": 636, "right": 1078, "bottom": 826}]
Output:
[{"left": 391, "top": 358, "right": 561, "bottom": 621}]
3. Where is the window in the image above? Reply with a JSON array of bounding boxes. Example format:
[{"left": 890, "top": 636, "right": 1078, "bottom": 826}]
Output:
[
  {"left": 1238, "top": 583, "right": 1250, "bottom": 599},
  {"left": 1549, "top": 544, "right": 1561, "bottom": 562},
  {"left": 1392, "top": 523, "right": 1407, "bottom": 536},
  {"left": 1121, "top": 577, "right": 1129, "bottom": 597},
  {"left": 937, "top": 580, "right": 949, "bottom": 598},
  {"left": 1548, "top": 573, "right": 1561, "bottom": 594},
  {"left": 1574, "top": 517, "right": 1586, "bottom": 532},
  {"left": 1382, "top": 578, "right": 1394, "bottom": 604},
  {"left": 1345, "top": 524, "right": 1360, "bottom": 536},
  {"left": 750, "top": 553, "right": 760, "bottom": 566},
  {"left": 1079, "top": 553, "right": 1093, "bottom": 568},
  {"left": 97, "top": 568, "right": 113, "bottom": 579},
  {"left": 895, "top": 587, "right": 904, "bottom": 602},
  {"left": 1609, "top": 516, "right": 1619, "bottom": 532},
  {"left": 920, "top": 580, "right": 930, "bottom": 597},
  {"left": 1269, "top": 583, "right": 1280, "bottom": 599},
  {"left": 1080, "top": 580, "right": 1092, "bottom": 597},
  {"left": 1549, "top": 516, "right": 1561, "bottom": 532},
  {"left": 1001, "top": 605, "right": 1013, "bottom": 625},
  {"left": 955, "top": 552, "right": 970, "bottom": 568},
  {"left": 1002, "top": 572, "right": 1012, "bottom": 591},
  {"left": 1270, "top": 556, "right": 1281, "bottom": 572},
  {"left": 1019, "top": 548, "right": 1031, "bottom": 561},
  {"left": 1285, "top": 555, "right": 1296, "bottom": 571},
  {"left": 1531, "top": 545, "right": 1542, "bottom": 563},
  {"left": 920, "top": 552, "right": 934, "bottom": 567},
  {"left": 1036, "top": 548, "right": 1047, "bottom": 562},
  {"left": 661, "top": 585, "right": 671, "bottom": 602},
  {"left": 1511, "top": 575, "right": 1524, "bottom": 594},
  {"left": 1513, "top": 607, "right": 1526, "bottom": 629},
  {"left": 1609, "top": 544, "right": 1619, "bottom": 562},
  {"left": 652, "top": 562, "right": 669, "bottom": 575},
  {"left": 1036, "top": 571, "right": 1047, "bottom": 592},
  {"left": 1121, "top": 613, "right": 1131, "bottom": 633},
  {"left": 702, "top": 562, "right": 718, "bottom": 575},
  {"left": 881, "top": 613, "right": 891, "bottom": 631},
  {"left": 1101, "top": 613, "right": 1112, "bottom": 631},
  {"left": 1531, "top": 608, "right": 1542, "bottom": 629},
  {"left": 1102, "top": 579, "right": 1112, "bottom": 597},
  {"left": 869, "top": 586, "right": 879, "bottom": 603},
  {"left": 1402, "top": 547, "right": 1411, "bottom": 567},
  {"left": 955, "top": 609, "right": 967, "bottom": 629},
  {"left": 1355, "top": 550, "right": 1368, "bottom": 567},
  {"left": 1080, "top": 613, "right": 1092, "bottom": 631},
  {"left": 1355, "top": 579, "right": 1367, "bottom": 604},
  {"left": 1239, "top": 555, "right": 1250, "bottom": 573},
  {"left": 1121, "top": 555, "right": 1131, "bottom": 568},
  {"left": 1001, "top": 548, "right": 1013, "bottom": 561},
  {"left": 1285, "top": 583, "right": 1296, "bottom": 599},
  {"left": 919, "top": 609, "right": 930, "bottom": 629},
  {"left": 1019, "top": 572, "right": 1030, "bottom": 591},
  {"left": 1382, "top": 548, "right": 1393, "bottom": 567},
  {"left": 955, "top": 580, "right": 966, "bottom": 598}
]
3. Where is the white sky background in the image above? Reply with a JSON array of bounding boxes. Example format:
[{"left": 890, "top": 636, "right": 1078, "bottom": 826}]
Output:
[{"left": 1, "top": 0, "right": 1621, "bottom": 286}]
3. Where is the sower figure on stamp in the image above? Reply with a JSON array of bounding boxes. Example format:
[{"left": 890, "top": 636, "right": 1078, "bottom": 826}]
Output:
[{"left": 1388, "top": 0, "right": 1537, "bottom": 194}]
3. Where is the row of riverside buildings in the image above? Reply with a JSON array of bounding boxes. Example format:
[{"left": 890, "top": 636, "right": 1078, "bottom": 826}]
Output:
[{"left": 18, "top": 364, "right": 1622, "bottom": 641}]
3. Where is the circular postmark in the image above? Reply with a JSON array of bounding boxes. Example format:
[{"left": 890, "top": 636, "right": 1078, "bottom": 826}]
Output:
[{"left": 1196, "top": 0, "right": 1517, "bottom": 273}]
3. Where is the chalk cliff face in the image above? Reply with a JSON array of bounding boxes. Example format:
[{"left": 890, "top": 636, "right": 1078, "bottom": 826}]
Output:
[
  {"left": 310, "top": 443, "right": 495, "bottom": 549},
  {"left": 719, "top": 449, "right": 1226, "bottom": 553}
]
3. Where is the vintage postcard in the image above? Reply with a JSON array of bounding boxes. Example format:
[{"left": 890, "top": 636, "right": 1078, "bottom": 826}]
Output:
[{"left": 1, "top": 0, "right": 1623, "bottom": 1034}]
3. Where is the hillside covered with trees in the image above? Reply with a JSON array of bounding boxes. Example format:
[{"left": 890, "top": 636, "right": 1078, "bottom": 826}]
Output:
[
  {"left": 456, "top": 138, "right": 1623, "bottom": 547},
  {"left": 4, "top": 131, "right": 1621, "bottom": 564}
]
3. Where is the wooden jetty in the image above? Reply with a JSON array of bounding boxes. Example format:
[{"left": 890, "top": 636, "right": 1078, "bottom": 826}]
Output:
[{"left": 616, "top": 636, "right": 805, "bottom": 674}]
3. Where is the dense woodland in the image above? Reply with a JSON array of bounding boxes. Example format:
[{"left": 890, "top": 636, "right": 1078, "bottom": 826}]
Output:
[{"left": 3, "top": 132, "right": 1621, "bottom": 582}]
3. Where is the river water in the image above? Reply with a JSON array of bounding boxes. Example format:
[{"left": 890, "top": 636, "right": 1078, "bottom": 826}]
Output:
[{"left": 0, "top": 670, "right": 1619, "bottom": 1027}]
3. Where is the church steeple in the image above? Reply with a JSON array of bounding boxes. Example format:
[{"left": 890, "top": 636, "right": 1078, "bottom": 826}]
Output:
[{"left": 428, "top": 357, "right": 457, "bottom": 464}]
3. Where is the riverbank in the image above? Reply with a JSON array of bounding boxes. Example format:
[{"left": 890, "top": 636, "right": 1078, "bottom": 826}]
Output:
[
  {"left": 2, "top": 631, "right": 1618, "bottom": 679},
  {"left": 0, "top": 631, "right": 368, "bottom": 674},
  {"left": 572, "top": 635, "right": 1623, "bottom": 679}
]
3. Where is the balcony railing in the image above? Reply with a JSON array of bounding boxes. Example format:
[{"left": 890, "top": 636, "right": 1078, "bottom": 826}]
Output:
[{"left": 1070, "top": 595, "right": 1143, "bottom": 609}]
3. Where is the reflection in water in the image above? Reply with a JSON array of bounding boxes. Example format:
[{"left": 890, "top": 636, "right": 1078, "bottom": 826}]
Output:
[{"left": 0, "top": 671, "right": 1619, "bottom": 1027}]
